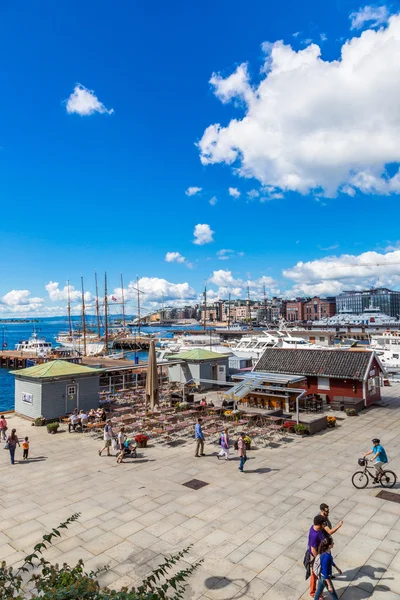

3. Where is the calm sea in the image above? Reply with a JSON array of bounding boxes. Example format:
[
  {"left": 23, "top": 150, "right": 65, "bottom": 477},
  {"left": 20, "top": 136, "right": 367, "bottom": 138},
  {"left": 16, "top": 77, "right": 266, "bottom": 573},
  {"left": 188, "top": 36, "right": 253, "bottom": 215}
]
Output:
[{"left": 0, "top": 317, "right": 197, "bottom": 412}]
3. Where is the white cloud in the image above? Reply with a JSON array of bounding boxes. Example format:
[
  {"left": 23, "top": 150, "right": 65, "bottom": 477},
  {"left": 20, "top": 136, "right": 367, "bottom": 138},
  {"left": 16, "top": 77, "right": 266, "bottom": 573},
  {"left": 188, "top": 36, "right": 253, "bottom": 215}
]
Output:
[
  {"left": 122, "top": 277, "right": 196, "bottom": 304},
  {"left": 198, "top": 16, "right": 400, "bottom": 197},
  {"left": 209, "top": 270, "right": 279, "bottom": 298},
  {"left": 193, "top": 223, "right": 214, "bottom": 245},
  {"left": 320, "top": 33, "right": 328, "bottom": 42},
  {"left": 0, "top": 290, "right": 44, "bottom": 314},
  {"left": 65, "top": 84, "right": 114, "bottom": 116},
  {"left": 350, "top": 5, "right": 389, "bottom": 29},
  {"left": 209, "top": 196, "right": 218, "bottom": 206},
  {"left": 247, "top": 189, "right": 260, "bottom": 200},
  {"left": 185, "top": 187, "right": 202, "bottom": 196},
  {"left": 217, "top": 249, "right": 244, "bottom": 260},
  {"left": 282, "top": 249, "right": 400, "bottom": 296},
  {"left": 46, "top": 281, "right": 92, "bottom": 302},
  {"left": 228, "top": 187, "right": 241, "bottom": 198},
  {"left": 165, "top": 252, "right": 186, "bottom": 264}
]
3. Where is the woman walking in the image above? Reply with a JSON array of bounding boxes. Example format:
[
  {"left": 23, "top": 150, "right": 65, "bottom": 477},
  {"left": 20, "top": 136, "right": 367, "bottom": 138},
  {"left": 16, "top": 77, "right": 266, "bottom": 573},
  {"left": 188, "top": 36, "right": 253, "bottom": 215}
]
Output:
[
  {"left": 218, "top": 428, "right": 230, "bottom": 460},
  {"left": 7, "top": 429, "right": 20, "bottom": 465},
  {"left": 313, "top": 537, "right": 342, "bottom": 599},
  {"left": 237, "top": 432, "right": 247, "bottom": 472},
  {"left": 116, "top": 427, "right": 126, "bottom": 464}
]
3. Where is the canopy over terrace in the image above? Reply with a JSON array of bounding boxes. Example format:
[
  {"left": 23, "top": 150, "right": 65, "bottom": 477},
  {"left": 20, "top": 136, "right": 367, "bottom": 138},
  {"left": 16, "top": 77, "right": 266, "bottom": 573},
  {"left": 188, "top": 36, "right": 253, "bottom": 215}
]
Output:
[{"left": 225, "top": 371, "right": 307, "bottom": 413}]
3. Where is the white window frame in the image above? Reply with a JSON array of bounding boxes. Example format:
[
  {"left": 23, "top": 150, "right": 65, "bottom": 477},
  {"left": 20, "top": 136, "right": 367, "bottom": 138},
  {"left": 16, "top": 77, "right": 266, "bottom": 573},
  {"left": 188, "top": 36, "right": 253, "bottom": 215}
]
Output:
[{"left": 317, "top": 376, "right": 330, "bottom": 390}]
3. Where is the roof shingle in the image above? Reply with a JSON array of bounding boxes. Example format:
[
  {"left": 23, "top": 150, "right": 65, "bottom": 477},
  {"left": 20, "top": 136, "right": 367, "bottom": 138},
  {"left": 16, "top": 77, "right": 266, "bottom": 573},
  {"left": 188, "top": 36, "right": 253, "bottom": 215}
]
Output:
[{"left": 254, "top": 349, "right": 375, "bottom": 380}]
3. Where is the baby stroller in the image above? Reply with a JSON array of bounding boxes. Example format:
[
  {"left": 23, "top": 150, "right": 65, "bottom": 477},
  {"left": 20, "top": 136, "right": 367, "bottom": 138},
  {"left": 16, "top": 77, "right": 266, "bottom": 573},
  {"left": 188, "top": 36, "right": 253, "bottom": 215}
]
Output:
[{"left": 123, "top": 439, "right": 137, "bottom": 458}]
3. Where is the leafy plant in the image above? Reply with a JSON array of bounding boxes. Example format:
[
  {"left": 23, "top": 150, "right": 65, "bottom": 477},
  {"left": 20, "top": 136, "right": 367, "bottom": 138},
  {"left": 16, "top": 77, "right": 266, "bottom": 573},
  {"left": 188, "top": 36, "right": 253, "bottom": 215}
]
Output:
[
  {"left": 345, "top": 408, "right": 357, "bottom": 416},
  {"left": 327, "top": 416, "right": 337, "bottom": 426},
  {"left": 294, "top": 423, "right": 308, "bottom": 434},
  {"left": 0, "top": 513, "right": 202, "bottom": 599},
  {"left": 283, "top": 421, "right": 296, "bottom": 431},
  {"left": 46, "top": 422, "right": 59, "bottom": 433},
  {"left": 135, "top": 434, "right": 149, "bottom": 444},
  {"left": 34, "top": 417, "right": 46, "bottom": 426}
]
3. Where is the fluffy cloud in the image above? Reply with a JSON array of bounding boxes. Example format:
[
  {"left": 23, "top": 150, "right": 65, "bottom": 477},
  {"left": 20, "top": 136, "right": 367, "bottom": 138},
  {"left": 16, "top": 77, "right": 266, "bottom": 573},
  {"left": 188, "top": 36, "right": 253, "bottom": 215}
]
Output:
[
  {"left": 350, "top": 5, "right": 389, "bottom": 29},
  {"left": 165, "top": 252, "right": 186, "bottom": 264},
  {"left": 185, "top": 187, "right": 202, "bottom": 196},
  {"left": 228, "top": 187, "right": 241, "bottom": 198},
  {"left": 112, "top": 277, "right": 196, "bottom": 308},
  {"left": 46, "top": 281, "right": 92, "bottom": 303},
  {"left": 193, "top": 223, "right": 214, "bottom": 245},
  {"left": 66, "top": 84, "right": 114, "bottom": 116},
  {"left": 283, "top": 249, "right": 400, "bottom": 296},
  {"left": 209, "top": 196, "right": 218, "bottom": 206},
  {"left": 209, "top": 270, "right": 279, "bottom": 298},
  {"left": 0, "top": 290, "right": 44, "bottom": 314},
  {"left": 199, "top": 16, "right": 400, "bottom": 197}
]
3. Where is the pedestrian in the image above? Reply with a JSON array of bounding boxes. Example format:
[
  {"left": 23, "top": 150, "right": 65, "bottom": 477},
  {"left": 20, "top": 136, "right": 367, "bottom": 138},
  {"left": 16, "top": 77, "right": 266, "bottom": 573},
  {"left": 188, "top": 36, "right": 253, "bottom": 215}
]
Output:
[
  {"left": 22, "top": 437, "right": 29, "bottom": 460},
  {"left": 320, "top": 503, "right": 343, "bottom": 537},
  {"left": 313, "top": 537, "right": 342, "bottom": 599},
  {"left": 218, "top": 428, "right": 230, "bottom": 460},
  {"left": 116, "top": 427, "right": 126, "bottom": 464},
  {"left": 237, "top": 432, "right": 247, "bottom": 472},
  {"left": 99, "top": 407, "right": 107, "bottom": 422},
  {"left": 0, "top": 415, "right": 7, "bottom": 441},
  {"left": 99, "top": 420, "right": 113, "bottom": 456},
  {"left": 307, "top": 515, "right": 326, "bottom": 596},
  {"left": 7, "top": 429, "right": 20, "bottom": 465},
  {"left": 194, "top": 418, "right": 205, "bottom": 457}
]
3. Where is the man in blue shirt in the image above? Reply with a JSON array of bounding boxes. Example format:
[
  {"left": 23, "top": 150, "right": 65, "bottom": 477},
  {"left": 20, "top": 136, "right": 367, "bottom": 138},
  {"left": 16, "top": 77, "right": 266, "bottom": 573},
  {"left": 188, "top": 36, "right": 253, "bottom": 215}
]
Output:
[
  {"left": 195, "top": 418, "right": 205, "bottom": 457},
  {"left": 363, "top": 438, "right": 388, "bottom": 481}
]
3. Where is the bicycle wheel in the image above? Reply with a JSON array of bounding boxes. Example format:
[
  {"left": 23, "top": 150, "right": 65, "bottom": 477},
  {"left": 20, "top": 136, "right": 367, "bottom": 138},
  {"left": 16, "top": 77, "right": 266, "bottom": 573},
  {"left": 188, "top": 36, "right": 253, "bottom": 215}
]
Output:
[
  {"left": 380, "top": 470, "right": 397, "bottom": 488},
  {"left": 352, "top": 471, "right": 369, "bottom": 489}
]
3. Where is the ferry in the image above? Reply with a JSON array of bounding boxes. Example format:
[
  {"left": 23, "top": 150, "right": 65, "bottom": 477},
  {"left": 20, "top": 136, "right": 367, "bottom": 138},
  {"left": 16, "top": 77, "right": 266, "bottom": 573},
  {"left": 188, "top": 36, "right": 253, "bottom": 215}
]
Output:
[{"left": 15, "top": 332, "right": 53, "bottom": 356}]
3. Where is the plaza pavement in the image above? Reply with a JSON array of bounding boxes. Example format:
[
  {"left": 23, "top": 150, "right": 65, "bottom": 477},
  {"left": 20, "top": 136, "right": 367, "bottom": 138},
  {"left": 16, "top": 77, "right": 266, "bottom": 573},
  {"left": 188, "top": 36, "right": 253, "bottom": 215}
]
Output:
[{"left": 1, "top": 386, "right": 400, "bottom": 599}]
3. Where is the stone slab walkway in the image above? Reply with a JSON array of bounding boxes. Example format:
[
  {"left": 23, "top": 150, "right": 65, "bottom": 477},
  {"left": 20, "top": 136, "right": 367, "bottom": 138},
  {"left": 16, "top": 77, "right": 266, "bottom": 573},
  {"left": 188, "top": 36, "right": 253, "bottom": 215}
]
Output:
[{"left": 1, "top": 385, "right": 400, "bottom": 599}]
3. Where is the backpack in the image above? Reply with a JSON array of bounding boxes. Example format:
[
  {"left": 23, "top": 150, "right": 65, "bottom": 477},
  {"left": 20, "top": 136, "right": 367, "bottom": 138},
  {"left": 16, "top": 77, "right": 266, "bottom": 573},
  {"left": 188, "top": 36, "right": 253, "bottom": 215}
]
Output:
[{"left": 313, "top": 555, "right": 321, "bottom": 577}]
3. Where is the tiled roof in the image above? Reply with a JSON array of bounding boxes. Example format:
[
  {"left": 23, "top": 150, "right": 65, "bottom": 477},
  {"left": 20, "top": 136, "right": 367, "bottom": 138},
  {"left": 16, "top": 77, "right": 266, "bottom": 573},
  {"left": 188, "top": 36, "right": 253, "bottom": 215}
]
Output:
[
  {"left": 254, "top": 349, "right": 375, "bottom": 380},
  {"left": 12, "top": 360, "right": 104, "bottom": 379}
]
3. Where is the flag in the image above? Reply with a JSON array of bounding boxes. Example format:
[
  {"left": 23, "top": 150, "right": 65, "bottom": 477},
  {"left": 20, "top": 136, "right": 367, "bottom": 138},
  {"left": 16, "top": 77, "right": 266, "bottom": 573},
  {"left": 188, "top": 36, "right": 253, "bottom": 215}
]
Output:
[{"left": 111, "top": 296, "right": 117, "bottom": 302}]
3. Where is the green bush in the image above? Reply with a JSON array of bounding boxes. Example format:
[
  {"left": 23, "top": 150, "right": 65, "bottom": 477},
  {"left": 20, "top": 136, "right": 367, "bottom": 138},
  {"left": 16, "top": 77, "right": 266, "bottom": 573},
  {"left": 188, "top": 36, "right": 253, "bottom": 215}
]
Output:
[
  {"left": 46, "top": 422, "right": 59, "bottom": 433},
  {"left": 294, "top": 423, "right": 308, "bottom": 434},
  {"left": 0, "top": 514, "right": 202, "bottom": 599}
]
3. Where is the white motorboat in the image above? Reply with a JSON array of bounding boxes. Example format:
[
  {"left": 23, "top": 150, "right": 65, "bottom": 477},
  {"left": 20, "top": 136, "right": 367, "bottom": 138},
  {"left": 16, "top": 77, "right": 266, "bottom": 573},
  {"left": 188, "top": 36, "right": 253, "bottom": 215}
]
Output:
[
  {"left": 15, "top": 332, "right": 53, "bottom": 356},
  {"left": 313, "top": 304, "right": 400, "bottom": 330}
]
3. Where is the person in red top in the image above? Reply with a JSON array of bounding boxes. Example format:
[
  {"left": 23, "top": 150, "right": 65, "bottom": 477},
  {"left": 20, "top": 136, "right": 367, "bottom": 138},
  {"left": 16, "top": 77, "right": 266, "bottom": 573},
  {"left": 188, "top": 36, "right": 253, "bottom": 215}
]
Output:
[{"left": 0, "top": 415, "right": 7, "bottom": 441}]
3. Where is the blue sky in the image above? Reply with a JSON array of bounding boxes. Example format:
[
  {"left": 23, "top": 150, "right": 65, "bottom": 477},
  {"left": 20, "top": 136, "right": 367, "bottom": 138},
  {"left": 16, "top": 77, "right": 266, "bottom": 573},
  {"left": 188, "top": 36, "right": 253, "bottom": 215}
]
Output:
[{"left": 1, "top": 0, "right": 400, "bottom": 315}]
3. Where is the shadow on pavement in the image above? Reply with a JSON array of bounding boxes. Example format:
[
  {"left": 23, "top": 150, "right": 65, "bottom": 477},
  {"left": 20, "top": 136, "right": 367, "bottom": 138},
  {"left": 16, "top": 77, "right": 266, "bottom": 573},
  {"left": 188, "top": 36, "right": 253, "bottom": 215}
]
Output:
[{"left": 204, "top": 576, "right": 249, "bottom": 599}]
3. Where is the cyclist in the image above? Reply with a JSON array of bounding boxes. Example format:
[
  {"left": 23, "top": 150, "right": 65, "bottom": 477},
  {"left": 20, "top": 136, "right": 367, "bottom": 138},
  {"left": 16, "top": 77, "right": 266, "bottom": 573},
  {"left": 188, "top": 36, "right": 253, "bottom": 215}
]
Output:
[{"left": 362, "top": 438, "right": 388, "bottom": 483}]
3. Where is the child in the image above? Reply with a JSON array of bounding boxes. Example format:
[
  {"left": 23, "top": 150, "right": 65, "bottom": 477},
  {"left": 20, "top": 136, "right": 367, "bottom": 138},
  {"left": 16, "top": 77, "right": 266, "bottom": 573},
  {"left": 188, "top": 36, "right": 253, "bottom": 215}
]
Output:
[
  {"left": 22, "top": 437, "right": 29, "bottom": 460},
  {"left": 0, "top": 415, "right": 7, "bottom": 441},
  {"left": 237, "top": 432, "right": 247, "bottom": 472}
]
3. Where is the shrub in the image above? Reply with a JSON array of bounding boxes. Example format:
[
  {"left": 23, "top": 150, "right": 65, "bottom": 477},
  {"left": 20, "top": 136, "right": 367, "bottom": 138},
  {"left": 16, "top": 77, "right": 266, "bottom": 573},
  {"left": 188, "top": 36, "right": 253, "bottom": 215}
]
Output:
[
  {"left": 34, "top": 417, "right": 46, "bottom": 426},
  {"left": 294, "top": 423, "right": 308, "bottom": 434},
  {"left": 0, "top": 513, "right": 202, "bottom": 599},
  {"left": 345, "top": 408, "right": 357, "bottom": 416},
  {"left": 46, "top": 422, "right": 59, "bottom": 433}
]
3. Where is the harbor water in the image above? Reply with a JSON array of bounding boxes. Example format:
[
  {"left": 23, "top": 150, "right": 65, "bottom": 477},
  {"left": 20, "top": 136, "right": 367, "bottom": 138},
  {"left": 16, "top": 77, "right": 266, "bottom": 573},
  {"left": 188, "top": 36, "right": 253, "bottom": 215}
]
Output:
[{"left": 0, "top": 317, "right": 189, "bottom": 412}]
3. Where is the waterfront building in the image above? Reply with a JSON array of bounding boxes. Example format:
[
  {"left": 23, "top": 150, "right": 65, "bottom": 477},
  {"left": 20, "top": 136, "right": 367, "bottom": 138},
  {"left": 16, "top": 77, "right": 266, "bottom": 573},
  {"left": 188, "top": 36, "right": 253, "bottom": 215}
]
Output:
[
  {"left": 12, "top": 360, "right": 103, "bottom": 420},
  {"left": 303, "top": 297, "right": 336, "bottom": 321},
  {"left": 336, "top": 288, "right": 400, "bottom": 318}
]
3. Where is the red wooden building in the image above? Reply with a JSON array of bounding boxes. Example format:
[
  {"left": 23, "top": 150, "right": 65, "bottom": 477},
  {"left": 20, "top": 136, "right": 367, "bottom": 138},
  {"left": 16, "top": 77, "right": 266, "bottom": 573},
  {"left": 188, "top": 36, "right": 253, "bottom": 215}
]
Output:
[{"left": 254, "top": 348, "right": 383, "bottom": 407}]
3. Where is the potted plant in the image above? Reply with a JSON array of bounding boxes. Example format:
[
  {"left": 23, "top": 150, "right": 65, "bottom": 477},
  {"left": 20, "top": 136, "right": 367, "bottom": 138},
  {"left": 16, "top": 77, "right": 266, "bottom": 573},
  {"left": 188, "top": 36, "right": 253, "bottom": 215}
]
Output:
[
  {"left": 327, "top": 416, "right": 337, "bottom": 428},
  {"left": 46, "top": 422, "right": 59, "bottom": 435},
  {"left": 294, "top": 423, "right": 308, "bottom": 436},
  {"left": 283, "top": 420, "right": 296, "bottom": 433},
  {"left": 223, "top": 410, "right": 233, "bottom": 418},
  {"left": 243, "top": 435, "right": 251, "bottom": 450},
  {"left": 231, "top": 409, "right": 240, "bottom": 421},
  {"left": 135, "top": 433, "right": 149, "bottom": 448},
  {"left": 176, "top": 402, "right": 189, "bottom": 412},
  {"left": 345, "top": 408, "right": 357, "bottom": 417},
  {"left": 34, "top": 417, "right": 46, "bottom": 427}
]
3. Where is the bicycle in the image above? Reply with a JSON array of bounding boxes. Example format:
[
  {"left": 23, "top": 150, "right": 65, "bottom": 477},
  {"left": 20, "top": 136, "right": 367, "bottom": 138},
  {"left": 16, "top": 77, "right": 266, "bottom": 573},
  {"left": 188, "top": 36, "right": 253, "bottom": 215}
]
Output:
[{"left": 352, "top": 458, "right": 397, "bottom": 489}]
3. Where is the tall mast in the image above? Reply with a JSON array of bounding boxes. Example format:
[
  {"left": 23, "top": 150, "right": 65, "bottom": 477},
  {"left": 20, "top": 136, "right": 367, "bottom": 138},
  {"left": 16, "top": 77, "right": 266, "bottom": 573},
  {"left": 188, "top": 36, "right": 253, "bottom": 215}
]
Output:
[
  {"left": 104, "top": 272, "right": 109, "bottom": 356},
  {"left": 247, "top": 285, "right": 253, "bottom": 330},
  {"left": 67, "top": 280, "right": 72, "bottom": 337},
  {"left": 95, "top": 271, "right": 101, "bottom": 338},
  {"left": 120, "top": 273, "right": 126, "bottom": 332},
  {"left": 137, "top": 275, "right": 141, "bottom": 338},
  {"left": 263, "top": 284, "right": 267, "bottom": 324},
  {"left": 228, "top": 293, "right": 231, "bottom": 330},
  {"left": 203, "top": 283, "right": 207, "bottom": 331},
  {"left": 161, "top": 292, "right": 164, "bottom": 325},
  {"left": 81, "top": 276, "right": 87, "bottom": 356}
]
